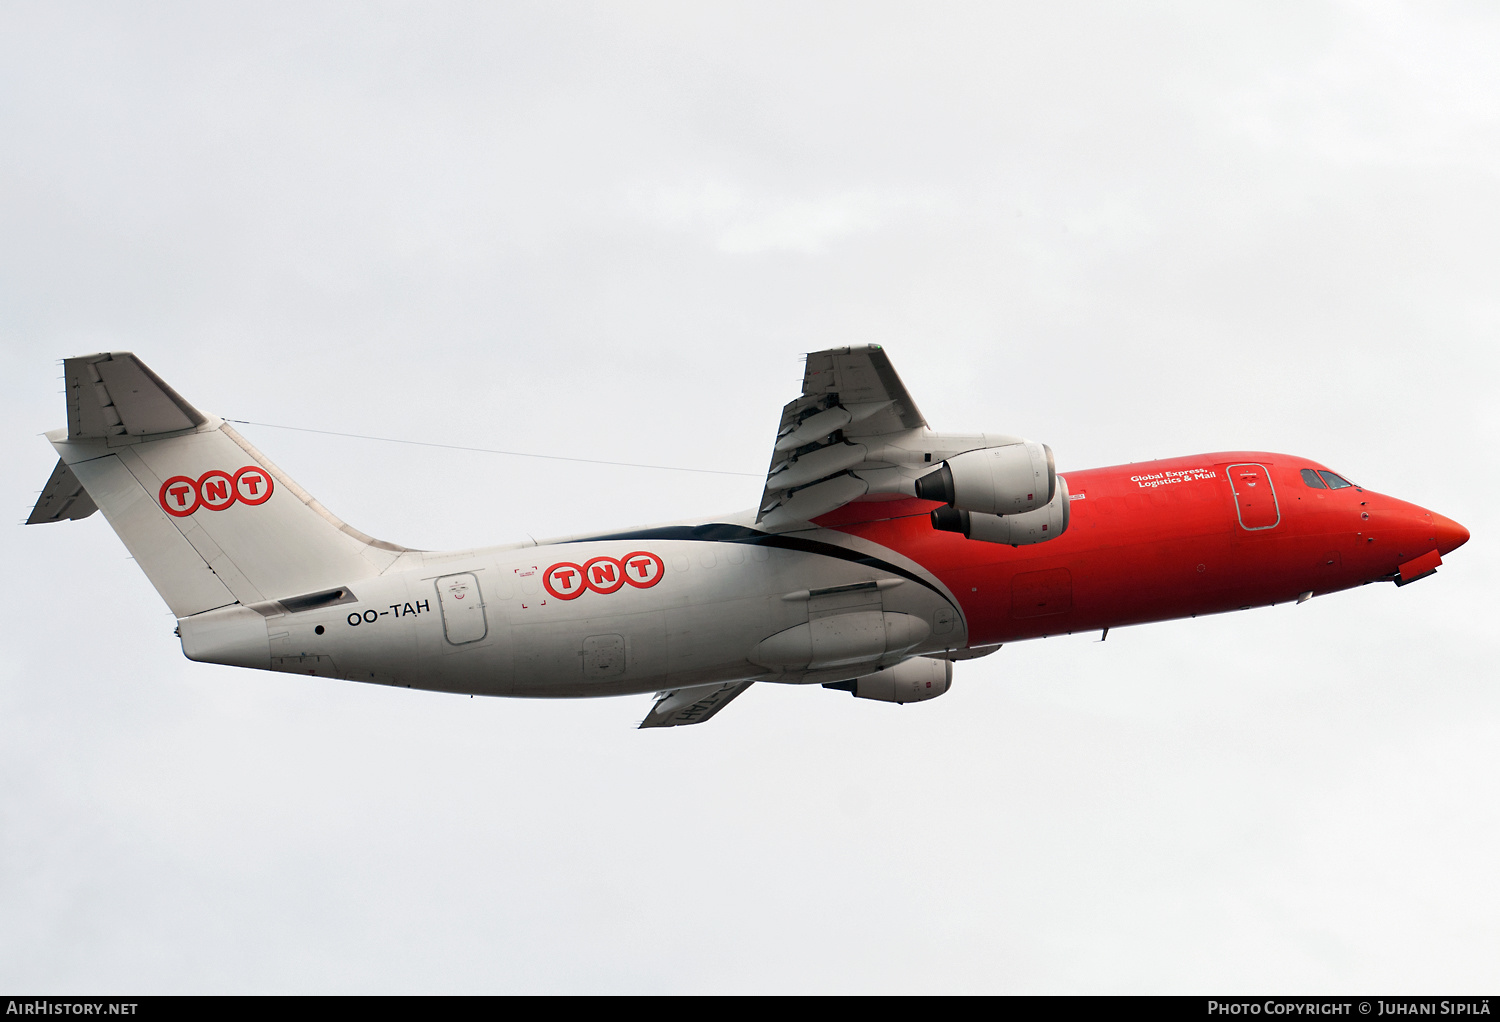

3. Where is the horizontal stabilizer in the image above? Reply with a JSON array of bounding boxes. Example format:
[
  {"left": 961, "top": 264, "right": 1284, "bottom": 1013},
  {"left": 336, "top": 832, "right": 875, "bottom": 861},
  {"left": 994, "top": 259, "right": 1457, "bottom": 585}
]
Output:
[
  {"left": 638, "top": 681, "right": 752, "bottom": 728},
  {"left": 27, "top": 458, "right": 98, "bottom": 524},
  {"left": 66, "top": 352, "right": 205, "bottom": 439}
]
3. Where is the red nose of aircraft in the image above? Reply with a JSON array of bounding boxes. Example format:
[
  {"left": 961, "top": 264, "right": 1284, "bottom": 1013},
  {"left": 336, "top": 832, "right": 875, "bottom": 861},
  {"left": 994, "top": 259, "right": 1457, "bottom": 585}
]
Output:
[{"left": 1431, "top": 512, "right": 1470, "bottom": 555}]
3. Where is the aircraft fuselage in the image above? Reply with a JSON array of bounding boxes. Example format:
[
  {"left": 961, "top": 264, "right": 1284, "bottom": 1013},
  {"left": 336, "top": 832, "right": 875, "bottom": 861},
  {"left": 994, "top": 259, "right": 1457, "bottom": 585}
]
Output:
[{"left": 178, "top": 450, "right": 1467, "bottom": 700}]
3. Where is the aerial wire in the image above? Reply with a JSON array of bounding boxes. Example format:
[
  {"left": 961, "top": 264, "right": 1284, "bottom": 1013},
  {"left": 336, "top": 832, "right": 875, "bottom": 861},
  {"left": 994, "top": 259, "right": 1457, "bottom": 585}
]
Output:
[{"left": 224, "top": 419, "right": 763, "bottom": 478}]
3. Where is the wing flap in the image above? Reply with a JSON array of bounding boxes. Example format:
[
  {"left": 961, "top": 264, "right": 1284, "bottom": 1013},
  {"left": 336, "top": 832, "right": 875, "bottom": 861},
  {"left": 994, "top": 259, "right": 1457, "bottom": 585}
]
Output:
[
  {"left": 755, "top": 345, "right": 1032, "bottom": 530},
  {"left": 758, "top": 345, "right": 926, "bottom": 527},
  {"left": 638, "top": 681, "right": 753, "bottom": 728},
  {"left": 760, "top": 474, "right": 868, "bottom": 530}
]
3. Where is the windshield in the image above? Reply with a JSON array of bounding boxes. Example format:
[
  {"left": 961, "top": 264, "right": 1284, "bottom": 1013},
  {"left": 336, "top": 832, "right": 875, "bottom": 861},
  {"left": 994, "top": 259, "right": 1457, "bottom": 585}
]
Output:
[{"left": 1318, "top": 471, "right": 1355, "bottom": 490}]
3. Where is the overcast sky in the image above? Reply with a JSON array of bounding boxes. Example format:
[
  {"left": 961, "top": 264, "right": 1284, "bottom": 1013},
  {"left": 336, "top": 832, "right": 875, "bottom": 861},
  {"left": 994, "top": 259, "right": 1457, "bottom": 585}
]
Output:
[{"left": 3, "top": 1, "right": 1497, "bottom": 993}]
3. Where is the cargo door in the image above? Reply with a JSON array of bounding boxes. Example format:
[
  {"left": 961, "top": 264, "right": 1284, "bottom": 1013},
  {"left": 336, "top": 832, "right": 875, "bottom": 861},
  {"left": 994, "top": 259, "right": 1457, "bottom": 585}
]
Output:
[
  {"left": 436, "top": 572, "right": 488, "bottom": 645},
  {"left": 1011, "top": 568, "right": 1073, "bottom": 619},
  {"left": 1226, "top": 463, "right": 1280, "bottom": 531},
  {"left": 581, "top": 634, "right": 627, "bottom": 679}
]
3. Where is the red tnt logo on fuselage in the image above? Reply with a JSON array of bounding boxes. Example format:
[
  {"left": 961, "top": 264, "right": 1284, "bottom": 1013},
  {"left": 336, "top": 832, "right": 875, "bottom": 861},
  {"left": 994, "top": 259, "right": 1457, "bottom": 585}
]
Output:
[
  {"left": 542, "top": 551, "right": 665, "bottom": 600},
  {"left": 159, "top": 466, "right": 274, "bottom": 517}
]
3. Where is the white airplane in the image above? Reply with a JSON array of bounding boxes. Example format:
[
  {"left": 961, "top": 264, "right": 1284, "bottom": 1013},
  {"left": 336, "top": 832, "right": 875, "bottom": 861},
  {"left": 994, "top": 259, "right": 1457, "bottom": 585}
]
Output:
[{"left": 29, "top": 349, "right": 1467, "bottom": 727}]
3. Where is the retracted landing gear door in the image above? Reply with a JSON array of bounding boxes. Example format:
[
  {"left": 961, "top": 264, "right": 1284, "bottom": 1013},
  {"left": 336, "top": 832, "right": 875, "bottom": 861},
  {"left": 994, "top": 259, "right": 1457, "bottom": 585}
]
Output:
[{"left": 436, "top": 572, "right": 488, "bottom": 645}]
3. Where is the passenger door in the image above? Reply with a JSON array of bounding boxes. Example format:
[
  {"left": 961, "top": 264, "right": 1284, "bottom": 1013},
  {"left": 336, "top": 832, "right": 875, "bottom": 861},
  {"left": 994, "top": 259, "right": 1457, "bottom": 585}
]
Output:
[{"left": 1225, "top": 463, "right": 1280, "bottom": 531}]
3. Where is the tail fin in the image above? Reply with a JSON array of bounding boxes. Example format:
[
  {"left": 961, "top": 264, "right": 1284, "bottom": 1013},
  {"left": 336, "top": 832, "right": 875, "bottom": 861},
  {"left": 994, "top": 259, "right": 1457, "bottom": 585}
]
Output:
[{"left": 28, "top": 353, "right": 410, "bottom": 617}]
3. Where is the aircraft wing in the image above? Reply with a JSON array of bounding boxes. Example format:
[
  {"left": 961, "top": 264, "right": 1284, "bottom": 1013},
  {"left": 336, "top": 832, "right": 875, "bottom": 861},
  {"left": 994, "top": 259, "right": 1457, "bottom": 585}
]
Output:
[
  {"left": 638, "top": 681, "right": 753, "bottom": 728},
  {"left": 757, "top": 344, "right": 930, "bottom": 529}
]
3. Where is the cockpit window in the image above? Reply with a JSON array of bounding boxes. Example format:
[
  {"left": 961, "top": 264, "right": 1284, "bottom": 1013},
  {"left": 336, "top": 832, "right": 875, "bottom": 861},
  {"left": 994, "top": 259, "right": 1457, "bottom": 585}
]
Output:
[
  {"left": 1300, "top": 469, "right": 1327, "bottom": 489},
  {"left": 1318, "top": 471, "right": 1355, "bottom": 490}
]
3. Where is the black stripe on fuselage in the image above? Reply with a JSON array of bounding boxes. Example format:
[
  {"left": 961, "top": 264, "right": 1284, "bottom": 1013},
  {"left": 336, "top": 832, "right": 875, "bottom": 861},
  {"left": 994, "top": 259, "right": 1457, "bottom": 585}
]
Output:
[{"left": 562, "top": 523, "right": 952, "bottom": 604}]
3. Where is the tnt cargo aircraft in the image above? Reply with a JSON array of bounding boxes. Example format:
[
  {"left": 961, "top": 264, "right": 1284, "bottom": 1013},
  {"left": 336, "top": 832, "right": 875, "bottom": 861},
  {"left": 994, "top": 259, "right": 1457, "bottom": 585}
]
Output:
[{"left": 30, "top": 347, "right": 1469, "bottom": 727}]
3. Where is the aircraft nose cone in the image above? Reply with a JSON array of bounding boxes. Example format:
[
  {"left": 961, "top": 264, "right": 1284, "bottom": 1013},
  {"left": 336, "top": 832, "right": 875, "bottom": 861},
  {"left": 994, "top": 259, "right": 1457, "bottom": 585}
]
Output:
[{"left": 1431, "top": 512, "right": 1470, "bottom": 555}]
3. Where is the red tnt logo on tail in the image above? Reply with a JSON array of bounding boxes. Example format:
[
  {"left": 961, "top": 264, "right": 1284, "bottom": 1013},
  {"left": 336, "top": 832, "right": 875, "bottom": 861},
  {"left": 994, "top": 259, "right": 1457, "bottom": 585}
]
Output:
[
  {"left": 198, "top": 470, "right": 235, "bottom": 511},
  {"left": 158, "top": 466, "right": 274, "bottom": 517}
]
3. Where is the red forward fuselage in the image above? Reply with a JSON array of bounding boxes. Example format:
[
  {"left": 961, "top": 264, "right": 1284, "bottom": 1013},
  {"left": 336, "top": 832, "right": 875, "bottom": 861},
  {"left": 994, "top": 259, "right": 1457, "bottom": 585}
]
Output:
[{"left": 819, "top": 452, "right": 1470, "bottom": 645}]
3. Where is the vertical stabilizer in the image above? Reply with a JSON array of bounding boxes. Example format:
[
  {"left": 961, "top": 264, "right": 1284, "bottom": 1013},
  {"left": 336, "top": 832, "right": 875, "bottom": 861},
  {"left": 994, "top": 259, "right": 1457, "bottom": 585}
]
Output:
[{"left": 31, "top": 353, "right": 411, "bottom": 617}]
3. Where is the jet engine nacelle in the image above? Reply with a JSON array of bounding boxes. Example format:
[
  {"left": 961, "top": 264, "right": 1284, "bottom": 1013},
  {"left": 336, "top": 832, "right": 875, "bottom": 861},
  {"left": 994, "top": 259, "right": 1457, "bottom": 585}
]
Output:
[
  {"left": 931, "top": 476, "right": 1071, "bottom": 546},
  {"left": 822, "top": 656, "right": 953, "bottom": 704},
  {"left": 914, "top": 441, "right": 1056, "bottom": 516}
]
